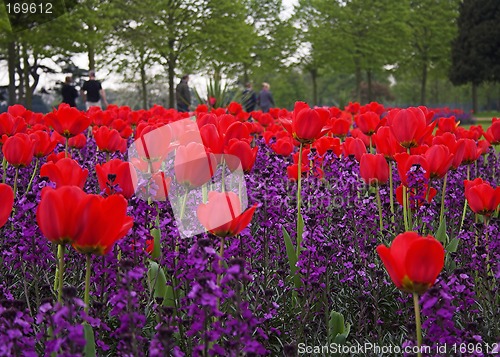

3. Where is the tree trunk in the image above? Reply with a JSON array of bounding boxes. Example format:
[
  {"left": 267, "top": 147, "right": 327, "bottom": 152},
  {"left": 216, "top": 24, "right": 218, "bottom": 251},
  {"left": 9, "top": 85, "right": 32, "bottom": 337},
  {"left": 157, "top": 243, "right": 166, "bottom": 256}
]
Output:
[
  {"left": 17, "top": 44, "right": 25, "bottom": 105},
  {"left": 310, "top": 67, "right": 318, "bottom": 106},
  {"left": 471, "top": 82, "right": 478, "bottom": 114},
  {"left": 23, "top": 45, "right": 32, "bottom": 109},
  {"left": 168, "top": 53, "right": 176, "bottom": 109},
  {"left": 140, "top": 63, "right": 148, "bottom": 109},
  {"left": 367, "top": 69, "right": 373, "bottom": 103},
  {"left": 88, "top": 44, "right": 95, "bottom": 71},
  {"left": 7, "top": 41, "right": 17, "bottom": 104},
  {"left": 354, "top": 58, "right": 362, "bottom": 103},
  {"left": 420, "top": 63, "right": 427, "bottom": 105}
]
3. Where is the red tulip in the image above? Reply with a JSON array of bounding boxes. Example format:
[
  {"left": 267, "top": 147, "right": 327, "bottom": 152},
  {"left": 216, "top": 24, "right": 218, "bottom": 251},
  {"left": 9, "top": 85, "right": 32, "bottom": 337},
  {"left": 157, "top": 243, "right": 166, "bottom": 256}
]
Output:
[
  {"left": 223, "top": 122, "right": 251, "bottom": 146},
  {"left": 200, "top": 124, "right": 224, "bottom": 154},
  {"left": 30, "top": 131, "right": 57, "bottom": 158},
  {"left": 95, "top": 159, "right": 137, "bottom": 199},
  {"left": 396, "top": 184, "right": 437, "bottom": 209},
  {"left": 135, "top": 124, "right": 172, "bottom": 162},
  {"left": 227, "top": 102, "right": 243, "bottom": 115},
  {"left": 355, "top": 112, "right": 380, "bottom": 135},
  {"left": 36, "top": 186, "right": 87, "bottom": 244},
  {"left": 342, "top": 137, "right": 367, "bottom": 161},
  {"left": 225, "top": 139, "right": 258, "bottom": 173},
  {"left": 376, "top": 232, "right": 444, "bottom": 294},
  {"left": 287, "top": 163, "right": 308, "bottom": 181},
  {"left": 436, "top": 116, "right": 459, "bottom": 134},
  {"left": 388, "top": 107, "right": 435, "bottom": 148},
  {"left": 2, "top": 133, "right": 35, "bottom": 167},
  {"left": 280, "top": 102, "right": 330, "bottom": 144},
  {"left": 271, "top": 137, "right": 294, "bottom": 156},
  {"left": 197, "top": 191, "right": 256, "bottom": 237},
  {"left": 68, "top": 133, "right": 87, "bottom": 149},
  {"left": 40, "top": 158, "right": 88, "bottom": 189},
  {"left": 330, "top": 116, "right": 352, "bottom": 138},
  {"left": 148, "top": 172, "right": 171, "bottom": 201},
  {"left": 454, "top": 138, "right": 482, "bottom": 166},
  {"left": 94, "top": 126, "right": 127, "bottom": 153},
  {"left": 0, "top": 184, "right": 14, "bottom": 228},
  {"left": 464, "top": 179, "right": 500, "bottom": 216},
  {"left": 359, "top": 153, "right": 389, "bottom": 186},
  {"left": 0, "top": 112, "right": 27, "bottom": 144},
  {"left": 312, "top": 136, "right": 342, "bottom": 157},
  {"left": 477, "top": 140, "right": 490, "bottom": 155},
  {"left": 484, "top": 118, "right": 499, "bottom": 145},
  {"left": 45, "top": 104, "right": 90, "bottom": 138},
  {"left": 373, "top": 126, "right": 405, "bottom": 161},
  {"left": 174, "top": 142, "right": 217, "bottom": 188},
  {"left": 345, "top": 102, "right": 360, "bottom": 115},
  {"left": 257, "top": 113, "right": 274, "bottom": 127},
  {"left": 46, "top": 151, "right": 70, "bottom": 164},
  {"left": 394, "top": 153, "right": 429, "bottom": 186},
  {"left": 423, "top": 145, "right": 454, "bottom": 179},
  {"left": 72, "top": 194, "right": 133, "bottom": 255}
]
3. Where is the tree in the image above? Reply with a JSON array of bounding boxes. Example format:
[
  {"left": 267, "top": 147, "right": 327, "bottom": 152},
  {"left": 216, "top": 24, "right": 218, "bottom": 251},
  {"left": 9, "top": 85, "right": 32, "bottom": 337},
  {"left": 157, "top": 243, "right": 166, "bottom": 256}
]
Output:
[
  {"left": 298, "top": 0, "right": 410, "bottom": 103},
  {"left": 399, "top": 0, "right": 459, "bottom": 105},
  {"left": 450, "top": 0, "right": 500, "bottom": 113},
  {"left": 0, "top": 7, "right": 80, "bottom": 108}
]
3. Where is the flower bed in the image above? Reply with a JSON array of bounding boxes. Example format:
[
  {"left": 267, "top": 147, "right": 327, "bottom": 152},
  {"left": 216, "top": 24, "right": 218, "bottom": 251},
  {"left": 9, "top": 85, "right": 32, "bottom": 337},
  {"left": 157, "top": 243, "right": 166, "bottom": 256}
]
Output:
[{"left": 0, "top": 102, "right": 499, "bottom": 356}]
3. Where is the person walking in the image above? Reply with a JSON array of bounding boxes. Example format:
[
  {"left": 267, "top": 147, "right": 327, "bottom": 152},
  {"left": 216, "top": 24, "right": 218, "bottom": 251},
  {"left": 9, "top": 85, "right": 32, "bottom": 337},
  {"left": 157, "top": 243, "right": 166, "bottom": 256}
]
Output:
[
  {"left": 176, "top": 74, "right": 191, "bottom": 112},
  {"left": 242, "top": 82, "right": 257, "bottom": 112},
  {"left": 61, "top": 76, "right": 78, "bottom": 107},
  {"left": 81, "top": 70, "right": 108, "bottom": 110},
  {"left": 257, "top": 82, "right": 275, "bottom": 113}
]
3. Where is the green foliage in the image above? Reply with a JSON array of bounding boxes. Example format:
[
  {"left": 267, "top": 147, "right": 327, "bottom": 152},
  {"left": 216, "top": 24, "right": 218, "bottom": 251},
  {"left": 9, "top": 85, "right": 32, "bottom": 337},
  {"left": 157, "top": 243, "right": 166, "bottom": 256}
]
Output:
[
  {"left": 328, "top": 311, "right": 350, "bottom": 345},
  {"left": 193, "top": 76, "right": 239, "bottom": 109},
  {"left": 450, "top": 0, "right": 500, "bottom": 86}
]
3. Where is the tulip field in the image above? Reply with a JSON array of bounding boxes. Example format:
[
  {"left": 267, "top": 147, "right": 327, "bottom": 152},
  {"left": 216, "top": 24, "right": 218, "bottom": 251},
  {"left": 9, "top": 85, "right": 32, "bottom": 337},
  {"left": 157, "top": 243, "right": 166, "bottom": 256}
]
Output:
[{"left": 0, "top": 102, "right": 499, "bottom": 356}]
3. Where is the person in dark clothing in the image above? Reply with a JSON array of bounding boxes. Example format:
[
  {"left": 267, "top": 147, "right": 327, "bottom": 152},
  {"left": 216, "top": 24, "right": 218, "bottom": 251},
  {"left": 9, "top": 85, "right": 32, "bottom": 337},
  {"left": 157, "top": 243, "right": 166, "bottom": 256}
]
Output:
[
  {"left": 242, "top": 82, "right": 257, "bottom": 112},
  {"left": 61, "top": 76, "right": 78, "bottom": 107},
  {"left": 81, "top": 70, "right": 108, "bottom": 109},
  {"left": 257, "top": 82, "right": 275, "bottom": 113},
  {"left": 176, "top": 74, "right": 191, "bottom": 112}
]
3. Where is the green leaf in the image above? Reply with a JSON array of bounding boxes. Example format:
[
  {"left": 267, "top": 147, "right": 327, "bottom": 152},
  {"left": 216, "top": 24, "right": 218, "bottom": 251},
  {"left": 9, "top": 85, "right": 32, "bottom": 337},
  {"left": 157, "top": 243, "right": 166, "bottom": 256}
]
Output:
[
  {"left": 445, "top": 237, "right": 459, "bottom": 253},
  {"left": 148, "top": 261, "right": 167, "bottom": 300},
  {"left": 150, "top": 228, "right": 161, "bottom": 260},
  {"left": 83, "top": 322, "right": 96, "bottom": 357},
  {"left": 283, "top": 227, "right": 297, "bottom": 274},
  {"left": 328, "top": 311, "right": 345, "bottom": 340},
  {"left": 164, "top": 285, "right": 176, "bottom": 308},
  {"left": 334, "top": 323, "right": 351, "bottom": 344},
  {"left": 435, "top": 219, "right": 448, "bottom": 244},
  {"left": 282, "top": 227, "right": 302, "bottom": 288},
  {"left": 297, "top": 211, "right": 304, "bottom": 251}
]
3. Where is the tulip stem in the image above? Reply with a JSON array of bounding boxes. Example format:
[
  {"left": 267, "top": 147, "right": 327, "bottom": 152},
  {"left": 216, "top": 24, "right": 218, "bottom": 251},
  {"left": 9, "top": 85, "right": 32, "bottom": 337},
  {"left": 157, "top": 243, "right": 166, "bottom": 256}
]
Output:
[
  {"left": 65, "top": 138, "right": 69, "bottom": 158},
  {"left": 402, "top": 185, "right": 409, "bottom": 231},
  {"left": 375, "top": 184, "right": 384, "bottom": 233},
  {"left": 389, "top": 164, "right": 395, "bottom": 225},
  {"left": 2, "top": 157, "right": 7, "bottom": 184},
  {"left": 13, "top": 167, "right": 19, "bottom": 200},
  {"left": 85, "top": 254, "right": 91, "bottom": 314},
  {"left": 413, "top": 292, "right": 423, "bottom": 357},
  {"left": 484, "top": 217, "right": 491, "bottom": 276},
  {"left": 57, "top": 244, "right": 65, "bottom": 303},
  {"left": 26, "top": 158, "right": 39, "bottom": 194},
  {"left": 459, "top": 165, "right": 471, "bottom": 234},
  {"left": 296, "top": 143, "right": 303, "bottom": 251},
  {"left": 179, "top": 190, "right": 188, "bottom": 220},
  {"left": 439, "top": 172, "right": 448, "bottom": 224}
]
